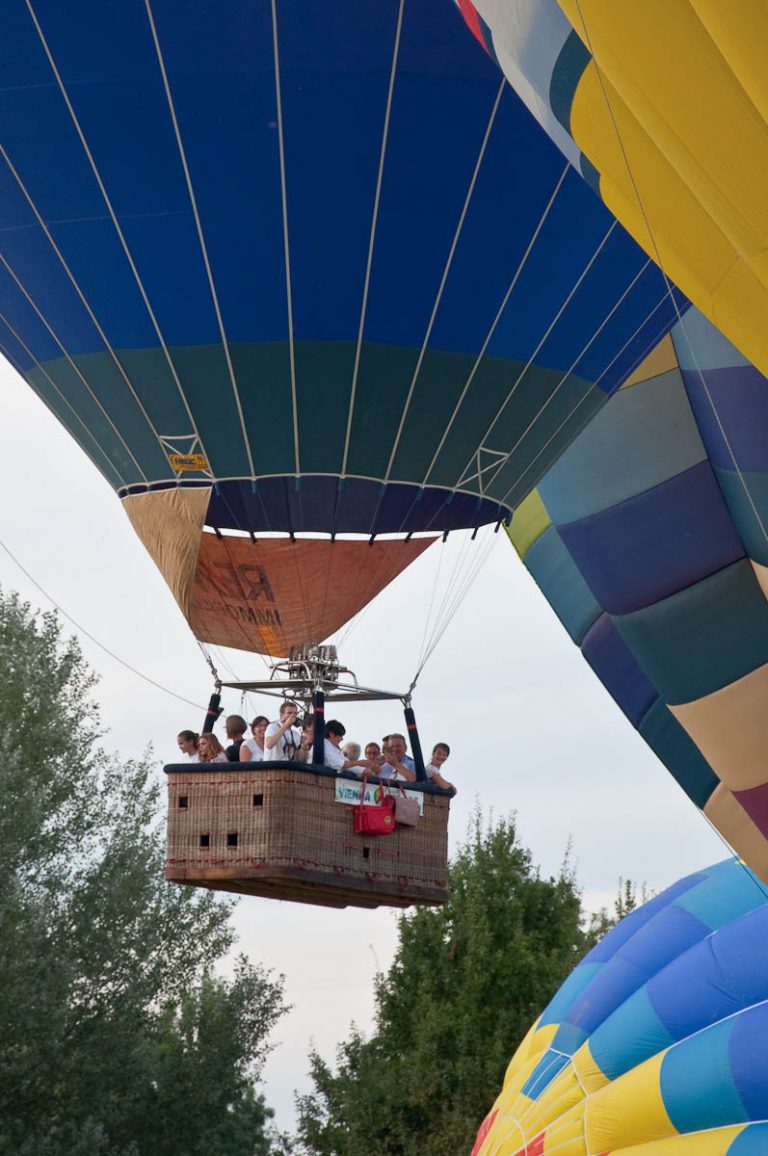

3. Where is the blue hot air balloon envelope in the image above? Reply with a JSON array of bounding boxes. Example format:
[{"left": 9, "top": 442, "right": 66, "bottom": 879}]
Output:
[{"left": 0, "top": 0, "right": 684, "bottom": 655}]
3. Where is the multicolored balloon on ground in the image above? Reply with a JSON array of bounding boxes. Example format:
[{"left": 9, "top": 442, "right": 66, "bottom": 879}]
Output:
[{"left": 472, "top": 857, "right": 768, "bottom": 1155}]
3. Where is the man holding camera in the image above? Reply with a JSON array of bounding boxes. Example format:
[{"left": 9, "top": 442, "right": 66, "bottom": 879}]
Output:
[
  {"left": 263, "top": 700, "right": 302, "bottom": 761},
  {"left": 378, "top": 733, "right": 416, "bottom": 782}
]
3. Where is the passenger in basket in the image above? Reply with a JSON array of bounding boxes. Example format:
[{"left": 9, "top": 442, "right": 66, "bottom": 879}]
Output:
[
  {"left": 197, "top": 733, "right": 229, "bottom": 764},
  {"left": 324, "top": 721, "right": 372, "bottom": 774},
  {"left": 296, "top": 718, "right": 315, "bottom": 763},
  {"left": 342, "top": 741, "right": 361, "bottom": 762},
  {"left": 240, "top": 715, "right": 269, "bottom": 761},
  {"left": 379, "top": 736, "right": 392, "bottom": 770},
  {"left": 365, "top": 741, "right": 381, "bottom": 765},
  {"left": 224, "top": 714, "right": 248, "bottom": 761},
  {"left": 263, "top": 701, "right": 301, "bottom": 761},
  {"left": 177, "top": 730, "right": 199, "bottom": 762},
  {"left": 425, "top": 742, "right": 457, "bottom": 794},
  {"left": 378, "top": 733, "right": 416, "bottom": 782}
]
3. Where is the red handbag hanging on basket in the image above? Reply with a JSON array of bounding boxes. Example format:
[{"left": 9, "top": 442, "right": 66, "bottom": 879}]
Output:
[{"left": 353, "top": 775, "right": 395, "bottom": 836}]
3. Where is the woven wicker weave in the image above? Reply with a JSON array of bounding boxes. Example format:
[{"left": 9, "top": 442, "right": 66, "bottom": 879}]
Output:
[{"left": 165, "top": 764, "right": 450, "bottom": 908}]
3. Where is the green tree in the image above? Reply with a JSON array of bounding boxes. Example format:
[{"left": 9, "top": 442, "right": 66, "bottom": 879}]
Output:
[
  {"left": 295, "top": 810, "right": 597, "bottom": 1156},
  {"left": 0, "top": 590, "right": 287, "bottom": 1155},
  {"left": 583, "top": 876, "right": 649, "bottom": 943}
]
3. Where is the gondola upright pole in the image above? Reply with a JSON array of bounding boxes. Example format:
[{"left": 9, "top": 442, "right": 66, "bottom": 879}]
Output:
[
  {"left": 203, "top": 683, "right": 223, "bottom": 734},
  {"left": 404, "top": 699, "right": 427, "bottom": 782},
  {"left": 312, "top": 685, "right": 325, "bottom": 767}
]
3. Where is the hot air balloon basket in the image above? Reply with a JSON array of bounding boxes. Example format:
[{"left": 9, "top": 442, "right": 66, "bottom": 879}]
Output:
[{"left": 163, "top": 763, "right": 450, "bottom": 908}]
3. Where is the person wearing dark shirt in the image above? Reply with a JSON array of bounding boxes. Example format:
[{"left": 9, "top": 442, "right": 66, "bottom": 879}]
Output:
[{"left": 224, "top": 714, "right": 248, "bottom": 761}]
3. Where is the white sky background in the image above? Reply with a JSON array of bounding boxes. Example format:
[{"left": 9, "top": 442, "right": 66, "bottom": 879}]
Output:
[{"left": 1, "top": 361, "right": 725, "bottom": 1131}]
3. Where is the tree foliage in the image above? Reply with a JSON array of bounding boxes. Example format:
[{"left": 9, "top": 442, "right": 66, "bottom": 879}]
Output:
[
  {"left": 295, "top": 810, "right": 601, "bottom": 1156},
  {"left": 0, "top": 590, "right": 287, "bottom": 1155}
]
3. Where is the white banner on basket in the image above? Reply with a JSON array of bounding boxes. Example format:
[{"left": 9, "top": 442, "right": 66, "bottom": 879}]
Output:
[{"left": 334, "top": 779, "right": 424, "bottom": 814}]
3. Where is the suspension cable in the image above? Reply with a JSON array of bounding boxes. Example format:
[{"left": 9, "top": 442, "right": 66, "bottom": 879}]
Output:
[{"left": 0, "top": 533, "right": 206, "bottom": 710}]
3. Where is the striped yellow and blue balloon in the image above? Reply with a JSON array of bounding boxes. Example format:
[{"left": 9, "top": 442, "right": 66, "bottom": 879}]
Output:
[
  {"left": 457, "top": 0, "right": 768, "bottom": 384},
  {"left": 472, "top": 858, "right": 768, "bottom": 1155}
]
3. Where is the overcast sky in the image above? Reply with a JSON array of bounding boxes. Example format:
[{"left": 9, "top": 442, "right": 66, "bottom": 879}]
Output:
[{"left": 1, "top": 360, "right": 725, "bottom": 1130}]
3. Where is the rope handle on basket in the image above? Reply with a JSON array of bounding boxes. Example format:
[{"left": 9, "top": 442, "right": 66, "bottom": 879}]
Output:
[
  {"left": 357, "top": 772, "right": 380, "bottom": 811},
  {"left": 355, "top": 773, "right": 394, "bottom": 819},
  {"left": 356, "top": 772, "right": 369, "bottom": 814}
]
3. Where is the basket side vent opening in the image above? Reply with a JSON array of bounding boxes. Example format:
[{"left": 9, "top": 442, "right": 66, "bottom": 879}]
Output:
[
  {"left": 253, "top": 793, "right": 264, "bottom": 807},
  {"left": 227, "top": 832, "right": 238, "bottom": 848},
  {"left": 200, "top": 833, "right": 210, "bottom": 848},
  {"left": 178, "top": 796, "right": 188, "bottom": 809}
]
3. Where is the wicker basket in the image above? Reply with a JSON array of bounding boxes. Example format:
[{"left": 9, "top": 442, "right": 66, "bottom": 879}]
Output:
[{"left": 164, "top": 762, "right": 450, "bottom": 908}]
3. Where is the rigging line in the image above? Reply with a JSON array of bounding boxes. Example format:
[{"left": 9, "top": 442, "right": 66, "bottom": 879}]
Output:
[
  {"left": 363, "top": 158, "right": 571, "bottom": 544},
  {"left": 332, "top": 529, "right": 427, "bottom": 650},
  {"left": 572, "top": 0, "right": 768, "bottom": 552},
  {"left": 0, "top": 140, "right": 167, "bottom": 468},
  {"left": 0, "top": 533, "right": 205, "bottom": 711},
  {"left": 415, "top": 531, "right": 447, "bottom": 673},
  {"left": 698, "top": 802, "right": 768, "bottom": 904},
  {"left": 486, "top": 1116, "right": 527, "bottom": 1156},
  {"left": 24, "top": 0, "right": 211, "bottom": 467},
  {"left": 361, "top": 530, "right": 435, "bottom": 628},
  {"left": 144, "top": 0, "right": 257, "bottom": 481},
  {"left": 206, "top": 643, "right": 239, "bottom": 681},
  {"left": 454, "top": 216, "right": 619, "bottom": 492},
  {"left": 507, "top": 1042, "right": 596, "bottom": 1139},
  {"left": 197, "top": 640, "right": 221, "bottom": 684},
  {"left": 411, "top": 530, "right": 495, "bottom": 690},
  {"left": 0, "top": 252, "right": 150, "bottom": 484},
  {"left": 211, "top": 637, "right": 270, "bottom": 680},
  {"left": 420, "top": 160, "right": 571, "bottom": 491},
  {"left": 589, "top": 291, "right": 674, "bottom": 390},
  {"left": 411, "top": 529, "right": 500, "bottom": 685},
  {"left": 341, "top": 0, "right": 405, "bottom": 479},
  {"left": 382, "top": 75, "right": 507, "bottom": 484},
  {"left": 0, "top": 318, "right": 127, "bottom": 488},
  {"left": 500, "top": 300, "right": 675, "bottom": 509},
  {"left": 510, "top": 1077, "right": 592, "bottom": 1156},
  {"left": 479, "top": 254, "right": 654, "bottom": 496},
  {"left": 212, "top": 632, "right": 271, "bottom": 677},
  {"left": 214, "top": 478, "right": 274, "bottom": 555},
  {"left": 208, "top": 458, "right": 274, "bottom": 535},
  {"left": 424, "top": 529, "right": 499, "bottom": 657},
  {"left": 413, "top": 556, "right": 478, "bottom": 682},
  {"left": 334, "top": 599, "right": 371, "bottom": 649},
  {"left": 328, "top": 525, "right": 425, "bottom": 653},
  {"left": 337, "top": 529, "right": 441, "bottom": 656},
  {"left": 416, "top": 531, "right": 477, "bottom": 667},
  {"left": 270, "top": 0, "right": 300, "bottom": 477}
]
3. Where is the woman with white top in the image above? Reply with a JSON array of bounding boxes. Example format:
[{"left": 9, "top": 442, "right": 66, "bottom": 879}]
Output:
[
  {"left": 240, "top": 715, "right": 269, "bottom": 761},
  {"left": 425, "top": 742, "right": 457, "bottom": 794},
  {"left": 177, "top": 730, "right": 199, "bottom": 762}
]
